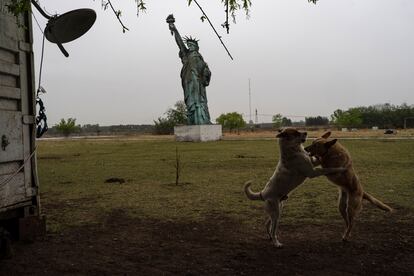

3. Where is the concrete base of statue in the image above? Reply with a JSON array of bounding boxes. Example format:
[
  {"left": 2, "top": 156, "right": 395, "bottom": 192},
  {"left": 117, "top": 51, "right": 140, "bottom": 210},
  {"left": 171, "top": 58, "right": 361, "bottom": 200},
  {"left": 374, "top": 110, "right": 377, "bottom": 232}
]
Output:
[{"left": 174, "top": 124, "right": 222, "bottom": 142}]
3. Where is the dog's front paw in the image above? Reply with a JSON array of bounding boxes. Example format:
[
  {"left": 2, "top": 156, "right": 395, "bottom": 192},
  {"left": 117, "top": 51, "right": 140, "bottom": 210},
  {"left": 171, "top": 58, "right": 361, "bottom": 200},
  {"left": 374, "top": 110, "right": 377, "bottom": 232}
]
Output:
[
  {"left": 342, "top": 233, "right": 351, "bottom": 242},
  {"left": 273, "top": 240, "right": 284, "bottom": 248}
]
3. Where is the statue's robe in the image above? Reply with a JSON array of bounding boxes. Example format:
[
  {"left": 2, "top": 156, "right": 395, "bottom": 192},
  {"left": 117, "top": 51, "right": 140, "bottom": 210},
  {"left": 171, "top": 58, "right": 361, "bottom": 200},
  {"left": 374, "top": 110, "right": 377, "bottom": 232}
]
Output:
[{"left": 179, "top": 49, "right": 211, "bottom": 125}]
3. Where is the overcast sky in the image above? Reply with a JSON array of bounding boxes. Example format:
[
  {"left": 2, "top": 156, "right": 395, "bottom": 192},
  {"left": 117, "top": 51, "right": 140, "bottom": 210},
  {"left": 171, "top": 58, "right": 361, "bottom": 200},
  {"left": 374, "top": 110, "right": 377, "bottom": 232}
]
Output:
[{"left": 31, "top": 0, "right": 414, "bottom": 126}]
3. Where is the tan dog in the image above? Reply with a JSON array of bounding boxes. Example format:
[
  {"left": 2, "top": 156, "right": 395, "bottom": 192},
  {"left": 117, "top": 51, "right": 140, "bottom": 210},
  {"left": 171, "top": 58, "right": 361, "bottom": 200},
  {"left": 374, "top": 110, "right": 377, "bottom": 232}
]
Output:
[
  {"left": 304, "top": 131, "right": 393, "bottom": 241},
  {"left": 244, "top": 129, "right": 346, "bottom": 247}
]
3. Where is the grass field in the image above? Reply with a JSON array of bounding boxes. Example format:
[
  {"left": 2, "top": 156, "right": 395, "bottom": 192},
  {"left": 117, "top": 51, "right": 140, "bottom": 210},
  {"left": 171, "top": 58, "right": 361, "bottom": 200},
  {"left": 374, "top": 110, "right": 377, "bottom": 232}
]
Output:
[
  {"left": 2, "top": 137, "right": 414, "bottom": 275},
  {"left": 223, "top": 128, "right": 414, "bottom": 139}
]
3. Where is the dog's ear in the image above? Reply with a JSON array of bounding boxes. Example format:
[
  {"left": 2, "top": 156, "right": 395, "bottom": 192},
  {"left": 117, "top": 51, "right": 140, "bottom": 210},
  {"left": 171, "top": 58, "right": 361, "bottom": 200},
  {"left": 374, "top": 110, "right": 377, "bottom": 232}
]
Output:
[
  {"left": 324, "top": 139, "right": 337, "bottom": 149},
  {"left": 276, "top": 130, "right": 286, "bottom": 138},
  {"left": 321, "top": 131, "right": 331, "bottom": 139}
]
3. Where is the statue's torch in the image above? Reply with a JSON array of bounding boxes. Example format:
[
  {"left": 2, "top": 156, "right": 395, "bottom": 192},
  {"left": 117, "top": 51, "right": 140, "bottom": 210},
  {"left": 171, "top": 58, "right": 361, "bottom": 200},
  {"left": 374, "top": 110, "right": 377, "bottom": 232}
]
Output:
[{"left": 166, "top": 14, "right": 175, "bottom": 35}]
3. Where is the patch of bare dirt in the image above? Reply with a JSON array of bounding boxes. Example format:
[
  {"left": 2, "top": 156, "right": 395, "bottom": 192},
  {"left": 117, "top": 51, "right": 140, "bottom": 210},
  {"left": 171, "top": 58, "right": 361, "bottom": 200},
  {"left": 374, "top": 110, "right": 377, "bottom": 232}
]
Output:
[{"left": 1, "top": 208, "right": 413, "bottom": 275}]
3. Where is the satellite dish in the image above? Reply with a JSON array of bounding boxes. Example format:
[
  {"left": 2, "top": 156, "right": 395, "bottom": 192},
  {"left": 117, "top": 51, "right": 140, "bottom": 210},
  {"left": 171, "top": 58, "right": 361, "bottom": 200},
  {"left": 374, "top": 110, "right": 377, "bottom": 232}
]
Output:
[
  {"left": 31, "top": 1, "right": 96, "bottom": 57},
  {"left": 45, "top": 9, "right": 96, "bottom": 44}
]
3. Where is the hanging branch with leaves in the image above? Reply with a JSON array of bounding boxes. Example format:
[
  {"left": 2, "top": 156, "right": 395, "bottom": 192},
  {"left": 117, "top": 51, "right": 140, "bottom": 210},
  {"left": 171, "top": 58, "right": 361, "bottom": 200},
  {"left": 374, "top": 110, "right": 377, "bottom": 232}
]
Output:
[
  {"left": 190, "top": 0, "right": 234, "bottom": 60},
  {"left": 101, "top": 0, "right": 146, "bottom": 32},
  {"left": 101, "top": 0, "right": 129, "bottom": 32},
  {"left": 100, "top": 0, "right": 149, "bottom": 32},
  {"left": 6, "top": 0, "right": 318, "bottom": 33},
  {"left": 135, "top": 0, "right": 146, "bottom": 15},
  {"left": 222, "top": 0, "right": 230, "bottom": 34},
  {"left": 222, "top": 0, "right": 251, "bottom": 28},
  {"left": 188, "top": 0, "right": 252, "bottom": 34}
]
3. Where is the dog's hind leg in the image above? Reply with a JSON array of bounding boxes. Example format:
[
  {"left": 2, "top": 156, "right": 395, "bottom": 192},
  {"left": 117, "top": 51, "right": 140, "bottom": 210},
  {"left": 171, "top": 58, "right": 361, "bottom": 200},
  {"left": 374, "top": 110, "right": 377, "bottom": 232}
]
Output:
[
  {"left": 265, "top": 200, "right": 283, "bottom": 248},
  {"left": 264, "top": 202, "right": 273, "bottom": 241},
  {"left": 265, "top": 201, "right": 285, "bottom": 240},
  {"left": 265, "top": 218, "right": 272, "bottom": 240},
  {"left": 343, "top": 193, "right": 363, "bottom": 241},
  {"left": 265, "top": 195, "right": 288, "bottom": 240},
  {"left": 338, "top": 189, "right": 349, "bottom": 234}
]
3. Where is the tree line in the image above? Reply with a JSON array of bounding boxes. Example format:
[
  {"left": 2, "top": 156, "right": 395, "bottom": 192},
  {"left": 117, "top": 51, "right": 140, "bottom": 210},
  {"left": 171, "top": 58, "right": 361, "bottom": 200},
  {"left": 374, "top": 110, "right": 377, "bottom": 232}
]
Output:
[
  {"left": 273, "top": 103, "right": 414, "bottom": 129},
  {"left": 331, "top": 103, "right": 414, "bottom": 129},
  {"left": 48, "top": 102, "right": 414, "bottom": 137}
]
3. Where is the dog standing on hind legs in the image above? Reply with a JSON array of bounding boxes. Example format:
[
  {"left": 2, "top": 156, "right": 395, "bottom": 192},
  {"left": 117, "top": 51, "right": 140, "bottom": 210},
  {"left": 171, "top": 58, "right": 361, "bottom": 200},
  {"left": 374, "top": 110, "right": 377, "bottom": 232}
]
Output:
[
  {"left": 304, "top": 131, "right": 393, "bottom": 241},
  {"left": 244, "top": 128, "right": 346, "bottom": 248}
]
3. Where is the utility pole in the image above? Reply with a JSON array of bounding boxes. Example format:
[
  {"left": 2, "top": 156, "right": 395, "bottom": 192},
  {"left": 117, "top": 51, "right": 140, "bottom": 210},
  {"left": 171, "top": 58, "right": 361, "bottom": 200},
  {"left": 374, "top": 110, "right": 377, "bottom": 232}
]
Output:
[
  {"left": 248, "top": 78, "right": 252, "bottom": 124},
  {"left": 255, "top": 109, "right": 258, "bottom": 124}
]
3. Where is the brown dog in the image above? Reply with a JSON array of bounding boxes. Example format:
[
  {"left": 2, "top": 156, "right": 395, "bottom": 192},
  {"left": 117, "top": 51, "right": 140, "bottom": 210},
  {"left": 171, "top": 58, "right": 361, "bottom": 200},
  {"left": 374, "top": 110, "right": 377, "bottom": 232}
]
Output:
[{"left": 304, "top": 131, "right": 393, "bottom": 241}]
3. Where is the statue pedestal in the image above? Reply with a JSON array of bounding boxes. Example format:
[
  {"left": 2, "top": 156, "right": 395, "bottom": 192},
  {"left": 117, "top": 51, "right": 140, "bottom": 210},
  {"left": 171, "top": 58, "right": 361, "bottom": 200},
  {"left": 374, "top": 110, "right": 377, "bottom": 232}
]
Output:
[{"left": 174, "top": 124, "right": 222, "bottom": 142}]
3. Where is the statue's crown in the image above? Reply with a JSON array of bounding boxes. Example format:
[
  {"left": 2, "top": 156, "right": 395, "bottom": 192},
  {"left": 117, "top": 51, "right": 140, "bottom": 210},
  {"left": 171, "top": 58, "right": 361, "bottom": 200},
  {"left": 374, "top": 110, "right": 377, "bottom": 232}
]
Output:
[{"left": 183, "top": 36, "right": 199, "bottom": 45}]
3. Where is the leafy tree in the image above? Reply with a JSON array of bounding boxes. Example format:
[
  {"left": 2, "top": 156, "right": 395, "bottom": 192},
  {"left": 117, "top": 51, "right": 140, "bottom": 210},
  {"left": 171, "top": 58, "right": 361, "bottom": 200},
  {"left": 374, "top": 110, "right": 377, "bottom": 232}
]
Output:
[
  {"left": 292, "top": 120, "right": 305, "bottom": 127},
  {"left": 165, "top": 101, "right": 187, "bottom": 126},
  {"left": 331, "top": 109, "right": 363, "bottom": 128},
  {"left": 216, "top": 112, "right": 246, "bottom": 133},
  {"left": 305, "top": 116, "right": 329, "bottom": 126},
  {"left": 272, "top": 114, "right": 283, "bottom": 128},
  {"left": 54, "top": 118, "right": 80, "bottom": 137},
  {"left": 272, "top": 114, "right": 292, "bottom": 128},
  {"left": 154, "top": 101, "right": 188, "bottom": 134},
  {"left": 153, "top": 117, "right": 176, "bottom": 135},
  {"left": 330, "top": 103, "right": 414, "bottom": 129},
  {"left": 281, "top": 117, "right": 293, "bottom": 127}
]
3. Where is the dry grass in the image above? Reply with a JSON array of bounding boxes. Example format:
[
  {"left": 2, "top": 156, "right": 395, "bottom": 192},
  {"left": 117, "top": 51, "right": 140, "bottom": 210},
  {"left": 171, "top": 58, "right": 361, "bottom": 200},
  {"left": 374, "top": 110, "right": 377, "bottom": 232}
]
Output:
[
  {"left": 4, "top": 137, "right": 410, "bottom": 275},
  {"left": 36, "top": 138, "right": 414, "bottom": 233},
  {"left": 223, "top": 128, "right": 414, "bottom": 139}
]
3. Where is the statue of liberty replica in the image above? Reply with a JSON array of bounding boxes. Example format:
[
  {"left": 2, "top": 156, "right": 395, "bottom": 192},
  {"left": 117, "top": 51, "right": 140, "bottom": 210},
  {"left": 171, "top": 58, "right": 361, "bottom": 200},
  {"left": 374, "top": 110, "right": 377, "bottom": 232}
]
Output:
[{"left": 167, "top": 14, "right": 212, "bottom": 125}]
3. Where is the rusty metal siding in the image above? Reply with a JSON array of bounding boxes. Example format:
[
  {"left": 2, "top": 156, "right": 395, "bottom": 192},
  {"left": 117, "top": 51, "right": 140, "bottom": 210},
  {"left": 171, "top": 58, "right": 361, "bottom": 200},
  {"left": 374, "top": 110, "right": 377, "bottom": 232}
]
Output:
[{"left": 0, "top": 0, "right": 38, "bottom": 213}]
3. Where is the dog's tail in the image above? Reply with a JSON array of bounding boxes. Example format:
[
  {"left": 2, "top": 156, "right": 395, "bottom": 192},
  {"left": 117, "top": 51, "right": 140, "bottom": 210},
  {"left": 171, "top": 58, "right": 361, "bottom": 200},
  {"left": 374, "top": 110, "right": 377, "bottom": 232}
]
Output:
[
  {"left": 363, "top": 192, "right": 393, "bottom": 212},
  {"left": 244, "top": 180, "right": 263, "bottom": 201}
]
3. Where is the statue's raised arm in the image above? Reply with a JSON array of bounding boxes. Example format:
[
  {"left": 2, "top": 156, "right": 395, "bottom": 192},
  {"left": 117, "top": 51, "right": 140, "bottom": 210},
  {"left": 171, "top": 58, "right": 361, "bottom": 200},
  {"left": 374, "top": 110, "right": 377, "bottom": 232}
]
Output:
[{"left": 166, "top": 14, "right": 187, "bottom": 53}]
